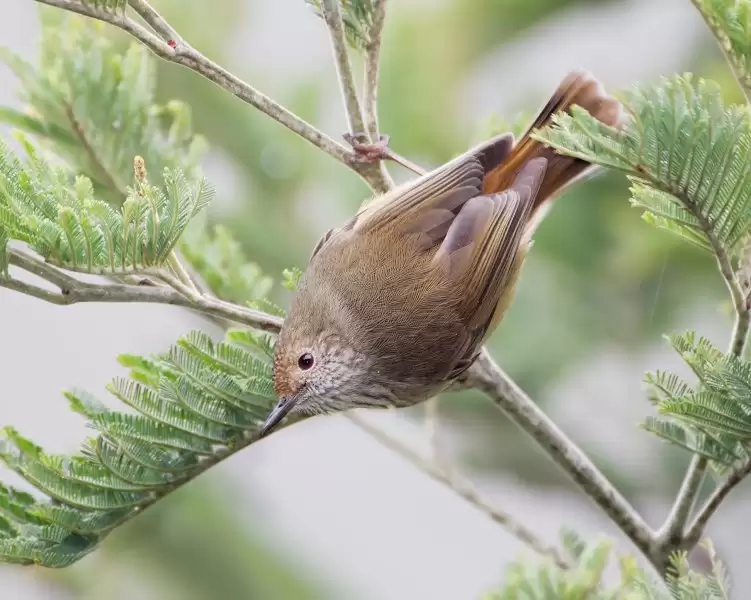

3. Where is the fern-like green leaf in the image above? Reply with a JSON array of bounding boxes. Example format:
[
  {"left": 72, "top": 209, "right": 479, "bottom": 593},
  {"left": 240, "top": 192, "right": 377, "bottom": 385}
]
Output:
[
  {"left": 165, "top": 344, "right": 273, "bottom": 414},
  {"left": 0, "top": 536, "right": 95, "bottom": 568},
  {"left": 107, "top": 378, "right": 233, "bottom": 444},
  {"left": 643, "top": 331, "right": 751, "bottom": 467},
  {"left": 0, "top": 136, "right": 213, "bottom": 274},
  {"left": 642, "top": 417, "right": 745, "bottom": 465},
  {"left": 692, "top": 0, "right": 751, "bottom": 96},
  {"left": 0, "top": 327, "right": 279, "bottom": 566},
  {"left": 0, "top": 15, "right": 206, "bottom": 205},
  {"left": 484, "top": 533, "right": 733, "bottom": 599},
  {"left": 92, "top": 412, "right": 217, "bottom": 455},
  {"left": 92, "top": 436, "right": 180, "bottom": 488},
  {"left": 226, "top": 328, "right": 277, "bottom": 360},
  {"left": 0, "top": 429, "right": 151, "bottom": 510},
  {"left": 534, "top": 74, "right": 751, "bottom": 257},
  {"left": 305, "top": 0, "right": 378, "bottom": 51}
]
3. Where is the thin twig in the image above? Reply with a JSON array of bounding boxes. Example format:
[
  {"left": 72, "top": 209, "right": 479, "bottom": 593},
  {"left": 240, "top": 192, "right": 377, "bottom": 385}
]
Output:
[
  {"left": 421, "top": 398, "right": 571, "bottom": 569},
  {"left": 384, "top": 149, "right": 426, "bottom": 176},
  {"left": 65, "top": 104, "right": 126, "bottom": 197},
  {"left": 128, "top": 0, "right": 183, "bottom": 45},
  {"left": 462, "top": 349, "right": 658, "bottom": 568},
  {"left": 363, "top": 0, "right": 387, "bottom": 140},
  {"left": 32, "top": 0, "right": 386, "bottom": 187},
  {"left": 4, "top": 249, "right": 283, "bottom": 332},
  {"left": 424, "top": 397, "right": 448, "bottom": 469},
  {"left": 318, "top": 0, "right": 393, "bottom": 193},
  {"left": 656, "top": 456, "right": 709, "bottom": 550},
  {"left": 167, "top": 251, "right": 200, "bottom": 294},
  {"left": 0, "top": 275, "right": 72, "bottom": 304},
  {"left": 319, "top": 0, "right": 368, "bottom": 142},
  {"left": 8, "top": 249, "right": 80, "bottom": 289},
  {"left": 348, "top": 410, "right": 571, "bottom": 570},
  {"left": 684, "top": 459, "right": 751, "bottom": 546}
]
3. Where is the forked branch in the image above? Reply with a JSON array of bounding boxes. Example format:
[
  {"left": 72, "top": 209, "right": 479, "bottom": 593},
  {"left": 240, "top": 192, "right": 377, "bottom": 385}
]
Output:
[
  {"left": 2, "top": 248, "right": 282, "bottom": 332},
  {"left": 34, "top": 0, "right": 391, "bottom": 192}
]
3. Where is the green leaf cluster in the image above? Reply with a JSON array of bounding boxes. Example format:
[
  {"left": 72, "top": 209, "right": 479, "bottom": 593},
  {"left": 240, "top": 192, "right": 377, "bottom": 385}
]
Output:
[
  {"left": 305, "top": 0, "right": 379, "bottom": 51},
  {"left": 534, "top": 74, "right": 751, "bottom": 256},
  {"left": 0, "top": 328, "right": 276, "bottom": 567},
  {"left": 0, "top": 16, "right": 288, "bottom": 571},
  {"left": 0, "top": 13, "right": 206, "bottom": 204},
  {"left": 0, "top": 138, "right": 212, "bottom": 274},
  {"left": 179, "top": 224, "right": 274, "bottom": 305},
  {"left": 485, "top": 533, "right": 731, "bottom": 600},
  {"left": 693, "top": 0, "right": 751, "bottom": 91},
  {"left": 644, "top": 331, "right": 751, "bottom": 469}
]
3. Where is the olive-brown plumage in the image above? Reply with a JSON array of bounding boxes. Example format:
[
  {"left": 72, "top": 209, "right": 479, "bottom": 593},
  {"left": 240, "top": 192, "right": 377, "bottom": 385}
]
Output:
[{"left": 261, "top": 71, "right": 625, "bottom": 436}]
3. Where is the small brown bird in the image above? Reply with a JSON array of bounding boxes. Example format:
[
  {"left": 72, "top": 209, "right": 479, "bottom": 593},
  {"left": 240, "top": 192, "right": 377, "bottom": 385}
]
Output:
[{"left": 260, "top": 71, "right": 624, "bottom": 437}]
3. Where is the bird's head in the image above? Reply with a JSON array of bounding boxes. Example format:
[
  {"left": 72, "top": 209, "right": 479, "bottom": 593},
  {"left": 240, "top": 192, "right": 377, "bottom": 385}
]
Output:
[{"left": 259, "top": 289, "right": 374, "bottom": 437}]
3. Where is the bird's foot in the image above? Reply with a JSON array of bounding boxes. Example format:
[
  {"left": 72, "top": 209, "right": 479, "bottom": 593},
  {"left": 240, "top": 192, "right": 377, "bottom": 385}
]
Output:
[
  {"left": 343, "top": 133, "right": 391, "bottom": 164},
  {"left": 343, "top": 132, "right": 426, "bottom": 176}
]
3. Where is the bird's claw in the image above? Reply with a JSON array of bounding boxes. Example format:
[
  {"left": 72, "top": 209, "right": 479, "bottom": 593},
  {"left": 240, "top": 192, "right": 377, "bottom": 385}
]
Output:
[{"left": 344, "top": 133, "right": 392, "bottom": 164}]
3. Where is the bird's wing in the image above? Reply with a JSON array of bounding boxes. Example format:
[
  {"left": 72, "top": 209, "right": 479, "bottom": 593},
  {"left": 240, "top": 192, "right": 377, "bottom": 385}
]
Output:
[
  {"left": 308, "top": 134, "right": 516, "bottom": 261},
  {"left": 309, "top": 71, "right": 623, "bottom": 263},
  {"left": 434, "top": 157, "right": 549, "bottom": 378}
]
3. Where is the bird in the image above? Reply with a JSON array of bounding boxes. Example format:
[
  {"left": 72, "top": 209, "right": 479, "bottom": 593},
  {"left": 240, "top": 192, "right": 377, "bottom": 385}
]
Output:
[{"left": 260, "top": 70, "right": 625, "bottom": 437}]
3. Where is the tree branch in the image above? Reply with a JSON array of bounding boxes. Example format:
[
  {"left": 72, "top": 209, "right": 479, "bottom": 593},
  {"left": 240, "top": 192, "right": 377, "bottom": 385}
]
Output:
[
  {"left": 128, "top": 0, "right": 182, "bottom": 45},
  {"left": 363, "top": 0, "right": 387, "bottom": 140},
  {"left": 0, "top": 274, "right": 73, "bottom": 304},
  {"left": 31, "top": 0, "right": 395, "bottom": 188},
  {"left": 684, "top": 458, "right": 751, "bottom": 547},
  {"left": 65, "top": 104, "right": 127, "bottom": 197},
  {"left": 3, "top": 249, "right": 283, "bottom": 332},
  {"left": 318, "top": 0, "right": 393, "bottom": 193},
  {"left": 461, "top": 349, "right": 658, "bottom": 567},
  {"left": 319, "top": 0, "right": 367, "bottom": 143},
  {"left": 656, "top": 455, "right": 709, "bottom": 550}
]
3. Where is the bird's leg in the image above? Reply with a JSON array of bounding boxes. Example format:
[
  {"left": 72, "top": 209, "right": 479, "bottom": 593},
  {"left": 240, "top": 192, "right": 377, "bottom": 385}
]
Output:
[{"left": 343, "top": 133, "right": 426, "bottom": 176}]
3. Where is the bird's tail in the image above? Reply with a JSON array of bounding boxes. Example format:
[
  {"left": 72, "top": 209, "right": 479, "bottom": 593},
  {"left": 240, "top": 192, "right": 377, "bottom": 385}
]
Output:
[{"left": 482, "top": 71, "right": 624, "bottom": 223}]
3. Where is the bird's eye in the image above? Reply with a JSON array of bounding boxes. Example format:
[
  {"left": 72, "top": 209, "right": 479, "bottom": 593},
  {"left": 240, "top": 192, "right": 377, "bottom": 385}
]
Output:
[{"left": 298, "top": 353, "right": 315, "bottom": 370}]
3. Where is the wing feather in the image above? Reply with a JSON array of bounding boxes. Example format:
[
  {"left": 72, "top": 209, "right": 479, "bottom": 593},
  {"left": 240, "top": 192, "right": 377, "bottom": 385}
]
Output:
[
  {"left": 308, "top": 134, "right": 516, "bottom": 260},
  {"left": 434, "top": 157, "right": 548, "bottom": 375}
]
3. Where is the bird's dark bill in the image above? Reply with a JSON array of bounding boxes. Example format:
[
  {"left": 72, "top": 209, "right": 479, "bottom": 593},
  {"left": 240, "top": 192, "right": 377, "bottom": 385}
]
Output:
[{"left": 259, "top": 396, "right": 296, "bottom": 437}]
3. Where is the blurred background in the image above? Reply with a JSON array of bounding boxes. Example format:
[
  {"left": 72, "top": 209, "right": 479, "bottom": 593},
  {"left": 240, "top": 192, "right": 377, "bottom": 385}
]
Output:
[{"left": 0, "top": 0, "right": 749, "bottom": 598}]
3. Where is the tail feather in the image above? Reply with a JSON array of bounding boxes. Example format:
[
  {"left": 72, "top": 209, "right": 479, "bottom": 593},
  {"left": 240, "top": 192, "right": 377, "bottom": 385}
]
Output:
[{"left": 482, "top": 71, "right": 624, "bottom": 216}]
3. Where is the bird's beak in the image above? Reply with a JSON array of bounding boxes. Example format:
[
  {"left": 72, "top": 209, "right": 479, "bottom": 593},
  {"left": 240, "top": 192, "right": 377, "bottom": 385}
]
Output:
[{"left": 259, "top": 395, "right": 297, "bottom": 438}]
